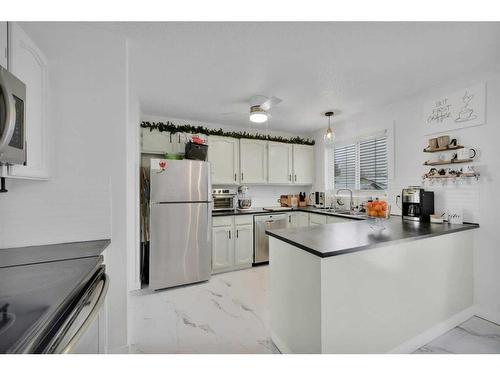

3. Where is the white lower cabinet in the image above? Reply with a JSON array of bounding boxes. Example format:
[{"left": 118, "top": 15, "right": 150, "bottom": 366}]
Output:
[
  {"left": 309, "top": 213, "right": 327, "bottom": 226},
  {"left": 288, "top": 212, "right": 310, "bottom": 228},
  {"left": 212, "top": 215, "right": 253, "bottom": 274},
  {"left": 326, "top": 216, "right": 351, "bottom": 224},
  {"left": 235, "top": 224, "right": 253, "bottom": 265},
  {"left": 212, "top": 224, "right": 234, "bottom": 271}
]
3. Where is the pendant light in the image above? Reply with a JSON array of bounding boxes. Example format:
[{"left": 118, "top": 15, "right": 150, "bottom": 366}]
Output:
[{"left": 324, "top": 111, "right": 335, "bottom": 146}]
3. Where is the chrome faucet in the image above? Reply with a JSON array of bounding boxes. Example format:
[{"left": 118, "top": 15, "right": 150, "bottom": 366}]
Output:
[{"left": 336, "top": 188, "right": 354, "bottom": 211}]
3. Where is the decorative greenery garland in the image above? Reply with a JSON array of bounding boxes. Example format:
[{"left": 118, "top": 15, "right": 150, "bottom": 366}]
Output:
[{"left": 141, "top": 121, "right": 315, "bottom": 146}]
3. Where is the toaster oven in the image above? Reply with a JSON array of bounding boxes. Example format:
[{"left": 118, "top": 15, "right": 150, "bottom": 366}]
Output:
[{"left": 212, "top": 188, "right": 237, "bottom": 211}]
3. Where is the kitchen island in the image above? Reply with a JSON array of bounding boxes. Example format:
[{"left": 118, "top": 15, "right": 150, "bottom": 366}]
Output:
[{"left": 266, "top": 217, "right": 479, "bottom": 354}]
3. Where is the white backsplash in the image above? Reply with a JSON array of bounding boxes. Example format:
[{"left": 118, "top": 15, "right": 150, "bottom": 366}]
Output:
[{"left": 213, "top": 185, "right": 311, "bottom": 208}]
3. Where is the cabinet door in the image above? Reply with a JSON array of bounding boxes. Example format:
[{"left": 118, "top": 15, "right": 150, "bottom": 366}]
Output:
[
  {"left": 212, "top": 225, "right": 234, "bottom": 271},
  {"left": 291, "top": 212, "right": 309, "bottom": 227},
  {"left": 326, "top": 216, "right": 351, "bottom": 224},
  {"left": 235, "top": 224, "right": 253, "bottom": 266},
  {"left": 141, "top": 128, "right": 171, "bottom": 154},
  {"left": 0, "top": 22, "right": 7, "bottom": 69},
  {"left": 208, "top": 136, "right": 239, "bottom": 185},
  {"left": 268, "top": 142, "right": 293, "bottom": 184},
  {"left": 8, "top": 23, "right": 49, "bottom": 179},
  {"left": 240, "top": 139, "right": 267, "bottom": 184},
  {"left": 309, "top": 213, "right": 327, "bottom": 226},
  {"left": 292, "top": 145, "right": 314, "bottom": 185}
]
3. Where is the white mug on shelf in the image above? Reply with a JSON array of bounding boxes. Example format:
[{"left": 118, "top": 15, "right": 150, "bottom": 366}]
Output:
[{"left": 456, "top": 148, "right": 476, "bottom": 160}]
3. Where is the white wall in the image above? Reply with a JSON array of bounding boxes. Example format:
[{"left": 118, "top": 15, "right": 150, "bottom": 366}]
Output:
[
  {"left": 0, "top": 23, "right": 130, "bottom": 353},
  {"left": 316, "top": 70, "right": 500, "bottom": 323}
]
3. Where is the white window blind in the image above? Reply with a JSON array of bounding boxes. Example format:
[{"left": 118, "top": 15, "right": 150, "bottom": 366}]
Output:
[
  {"left": 333, "top": 143, "right": 356, "bottom": 190},
  {"left": 328, "top": 132, "right": 388, "bottom": 191},
  {"left": 359, "top": 136, "right": 388, "bottom": 190}
]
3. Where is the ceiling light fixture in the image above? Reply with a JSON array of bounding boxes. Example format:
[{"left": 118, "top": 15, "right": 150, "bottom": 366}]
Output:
[
  {"left": 249, "top": 106, "right": 268, "bottom": 123},
  {"left": 324, "top": 111, "right": 335, "bottom": 147}
]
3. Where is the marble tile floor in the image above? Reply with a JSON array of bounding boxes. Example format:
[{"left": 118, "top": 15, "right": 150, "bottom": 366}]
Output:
[
  {"left": 414, "top": 316, "right": 500, "bottom": 354},
  {"left": 129, "top": 265, "right": 500, "bottom": 354}
]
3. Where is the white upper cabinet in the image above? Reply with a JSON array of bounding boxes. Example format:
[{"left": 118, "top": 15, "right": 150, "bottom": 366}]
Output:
[
  {"left": 293, "top": 144, "right": 314, "bottom": 185},
  {"left": 141, "top": 128, "right": 170, "bottom": 154},
  {"left": 239, "top": 139, "right": 267, "bottom": 184},
  {"left": 268, "top": 142, "right": 293, "bottom": 184},
  {"left": 8, "top": 23, "right": 49, "bottom": 180},
  {"left": 208, "top": 136, "right": 239, "bottom": 185},
  {"left": 0, "top": 22, "right": 7, "bottom": 68}
]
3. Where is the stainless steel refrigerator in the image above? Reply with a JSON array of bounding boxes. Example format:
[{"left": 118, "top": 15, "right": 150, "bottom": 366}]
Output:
[{"left": 149, "top": 159, "right": 212, "bottom": 290}]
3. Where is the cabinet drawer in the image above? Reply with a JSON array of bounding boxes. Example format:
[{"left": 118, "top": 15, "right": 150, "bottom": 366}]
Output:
[
  {"left": 212, "top": 216, "right": 234, "bottom": 227},
  {"left": 235, "top": 215, "right": 253, "bottom": 225}
]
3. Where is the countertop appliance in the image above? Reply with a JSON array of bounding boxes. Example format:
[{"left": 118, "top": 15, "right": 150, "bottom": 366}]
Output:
[
  {"left": 149, "top": 159, "right": 212, "bottom": 290},
  {"left": 0, "top": 66, "right": 26, "bottom": 165},
  {"left": 0, "top": 240, "right": 109, "bottom": 354},
  {"left": 237, "top": 185, "right": 252, "bottom": 209},
  {"left": 311, "top": 191, "right": 325, "bottom": 208},
  {"left": 212, "top": 188, "right": 237, "bottom": 211},
  {"left": 254, "top": 213, "right": 288, "bottom": 264},
  {"left": 401, "top": 187, "right": 434, "bottom": 222}
]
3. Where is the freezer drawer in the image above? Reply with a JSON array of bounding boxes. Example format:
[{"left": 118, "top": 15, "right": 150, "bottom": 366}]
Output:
[
  {"left": 149, "top": 202, "right": 211, "bottom": 290},
  {"left": 254, "top": 214, "right": 287, "bottom": 264},
  {"left": 150, "top": 159, "right": 211, "bottom": 203}
]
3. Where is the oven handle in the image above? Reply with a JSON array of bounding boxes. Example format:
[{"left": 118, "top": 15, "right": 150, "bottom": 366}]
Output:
[
  {"left": 0, "top": 71, "right": 17, "bottom": 152},
  {"left": 58, "top": 272, "right": 109, "bottom": 354}
]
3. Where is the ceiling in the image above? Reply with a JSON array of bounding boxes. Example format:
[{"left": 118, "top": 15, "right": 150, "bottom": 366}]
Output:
[{"left": 25, "top": 22, "right": 500, "bottom": 134}]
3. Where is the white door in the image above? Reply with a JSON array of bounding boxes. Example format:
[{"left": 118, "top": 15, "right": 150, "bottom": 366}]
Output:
[
  {"left": 240, "top": 139, "right": 267, "bottom": 184},
  {"left": 212, "top": 225, "right": 234, "bottom": 271},
  {"left": 208, "top": 136, "right": 239, "bottom": 185},
  {"left": 268, "top": 142, "right": 293, "bottom": 184},
  {"left": 326, "top": 216, "right": 351, "bottom": 224},
  {"left": 8, "top": 23, "right": 49, "bottom": 180},
  {"left": 234, "top": 224, "right": 253, "bottom": 266},
  {"left": 293, "top": 145, "right": 314, "bottom": 185},
  {"left": 0, "top": 22, "right": 7, "bottom": 68},
  {"left": 309, "top": 213, "right": 327, "bottom": 226}
]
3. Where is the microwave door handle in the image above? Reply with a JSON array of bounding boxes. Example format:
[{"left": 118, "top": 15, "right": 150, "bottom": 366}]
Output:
[{"left": 0, "top": 74, "right": 16, "bottom": 152}]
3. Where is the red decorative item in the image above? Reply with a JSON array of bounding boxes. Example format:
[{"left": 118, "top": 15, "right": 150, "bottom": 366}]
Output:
[
  {"left": 191, "top": 136, "right": 205, "bottom": 145},
  {"left": 159, "top": 160, "right": 167, "bottom": 169}
]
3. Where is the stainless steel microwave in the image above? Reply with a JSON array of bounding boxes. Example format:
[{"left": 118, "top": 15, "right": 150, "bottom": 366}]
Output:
[{"left": 0, "top": 66, "right": 26, "bottom": 165}]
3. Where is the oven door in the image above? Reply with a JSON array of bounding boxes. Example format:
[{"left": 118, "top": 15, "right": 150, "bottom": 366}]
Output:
[
  {"left": 0, "top": 66, "right": 26, "bottom": 165},
  {"left": 41, "top": 267, "right": 109, "bottom": 354}
]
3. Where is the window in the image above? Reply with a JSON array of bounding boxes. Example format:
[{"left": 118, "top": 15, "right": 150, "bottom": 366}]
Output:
[{"left": 328, "top": 133, "right": 388, "bottom": 191}]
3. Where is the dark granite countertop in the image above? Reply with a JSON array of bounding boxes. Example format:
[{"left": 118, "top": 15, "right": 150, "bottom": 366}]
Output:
[
  {"left": 266, "top": 217, "right": 479, "bottom": 258},
  {"left": 213, "top": 206, "right": 366, "bottom": 220},
  {"left": 0, "top": 239, "right": 111, "bottom": 268}
]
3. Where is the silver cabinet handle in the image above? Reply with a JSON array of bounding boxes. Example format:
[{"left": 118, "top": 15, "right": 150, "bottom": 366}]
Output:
[
  {"left": 294, "top": 175, "right": 297, "bottom": 182},
  {"left": 234, "top": 173, "right": 237, "bottom": 181},
  {"left": 229, "top": 230, "right": 231, "bottom": 239},
  {"left": 0, "top": 73, "right": 16, "bottom": 152},
  {"left": 236, "top": 229, "right": 239, "bottom": 238},
  {"left": 169, "top": 133, "right": 172, "bottom": 143},
  {"left": 289, "top": 174, "right": 291, "bottom": 181},
  {"left": 241, "top": 172, "right": 244, "bottom": 181}
]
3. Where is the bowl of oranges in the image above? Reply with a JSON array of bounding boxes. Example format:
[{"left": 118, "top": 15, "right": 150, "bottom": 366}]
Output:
[{"left": 366, "top": 199, "right": 390, "bottom": 229}]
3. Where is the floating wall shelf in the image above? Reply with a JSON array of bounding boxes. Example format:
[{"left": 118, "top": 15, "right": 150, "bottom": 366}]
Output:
[
  {"left": 423, "top": 145, "right": 464, "bottom": 153},
  {"left": 424, "top": 159, "right": 473, "bottom": 166}
]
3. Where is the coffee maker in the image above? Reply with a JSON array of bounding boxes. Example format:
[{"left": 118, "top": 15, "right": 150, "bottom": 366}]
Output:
[{"left": 401, "top": 187, "right": 434, "bottom": 222}]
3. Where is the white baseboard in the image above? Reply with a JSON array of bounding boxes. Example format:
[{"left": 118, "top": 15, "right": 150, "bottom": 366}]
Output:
[
  {"left": 271, "top": 333, "right": 291, "bottom": 354},
  {"left": 388, "top": 306, "right": 476, "bottom": 354},
  {"left": 475, "top": 307, "right": 500, "bottom": 326}
]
